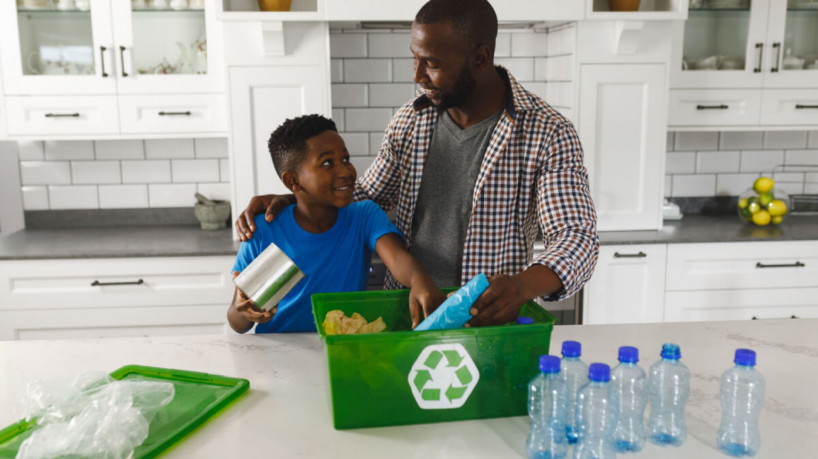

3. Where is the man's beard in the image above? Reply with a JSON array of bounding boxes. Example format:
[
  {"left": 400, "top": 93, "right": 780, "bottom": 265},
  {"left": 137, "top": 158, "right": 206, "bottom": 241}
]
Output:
[{"left": 434, "top": 64, "right": 476, "bottom": 111}]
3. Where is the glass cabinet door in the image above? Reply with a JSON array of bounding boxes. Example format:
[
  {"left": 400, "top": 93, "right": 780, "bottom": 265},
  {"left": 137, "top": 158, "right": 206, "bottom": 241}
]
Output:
[{"left": 779, "top": 0, "right": 818, "bottom": 71}]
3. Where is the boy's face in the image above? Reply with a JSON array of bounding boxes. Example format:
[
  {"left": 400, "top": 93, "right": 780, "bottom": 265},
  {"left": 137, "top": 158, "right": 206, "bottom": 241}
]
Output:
[{"left": 288, "top": 130, "right": 356, "bottom": 208}]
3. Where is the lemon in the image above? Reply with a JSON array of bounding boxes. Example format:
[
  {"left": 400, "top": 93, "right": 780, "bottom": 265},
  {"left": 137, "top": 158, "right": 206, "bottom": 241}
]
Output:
[
  {"left": 753, "top": 177, "right": 774, "bottom": 194},
  {"left": 752, "top": 209, "right": 771, "bottom": 226},
  {"left": 771, "top": 215, "right": 783, "bottom": 225},
  {"left": 768, "top": 199, "right": 788, "bottom": 216},
  {"left": 747, "top": 201, "right": 761, "bottom": 214},
  {"left": 738, "top": 198, "right": 748, "bottom": 209},
  {"left": 758, "top": 191, "right": 774, "bottom": 207}
]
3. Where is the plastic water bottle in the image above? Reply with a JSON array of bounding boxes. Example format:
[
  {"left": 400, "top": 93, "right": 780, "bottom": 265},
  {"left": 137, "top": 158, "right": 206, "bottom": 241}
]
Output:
[
  {"left": 527, "top": 355, "right": 568, "bottom": 459},
  {"left": 717, "top": 348, "right": 765, "bottom": 457},
  {"left": 517, "top": 316, "right": 535, "bottom": 325},
  {"left": 560, "top": 340, "right": 589, "bottom": 444},
  {"left": 610, "top": 346, "right": 647, "bottom": 453},
  {"left": 574, "top": 363, "right": 617, "bottom": 459},
  {"left": 647, "top": 343, "right": 690, "bottom": 446}
]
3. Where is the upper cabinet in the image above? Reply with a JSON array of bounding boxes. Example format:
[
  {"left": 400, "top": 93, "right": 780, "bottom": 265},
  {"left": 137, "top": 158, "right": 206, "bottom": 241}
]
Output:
[
  {"left": 669, "top": 0, "right": 818, "bottom": 129},
  {"left": 0, "top": 0, "right": 225, "bottom": 138}
]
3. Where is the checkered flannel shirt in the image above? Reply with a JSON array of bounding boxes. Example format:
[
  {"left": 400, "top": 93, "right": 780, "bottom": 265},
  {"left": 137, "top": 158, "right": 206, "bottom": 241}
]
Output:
[{"left": 353, "top": 67, "right": 599, "bottom": 301}]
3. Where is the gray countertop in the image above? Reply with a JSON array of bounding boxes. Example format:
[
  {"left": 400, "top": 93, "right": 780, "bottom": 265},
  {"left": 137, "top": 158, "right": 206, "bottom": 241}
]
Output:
[{"left": 1, "top": 214, "right": 817, "bottom": 260}]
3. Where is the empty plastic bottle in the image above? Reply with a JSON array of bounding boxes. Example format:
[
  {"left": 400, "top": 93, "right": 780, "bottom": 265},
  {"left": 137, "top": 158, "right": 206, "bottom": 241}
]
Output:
[
  {"left": 527, "top": 355, "right": 569, "bottom": 459},
  {"left": 560, "top": 340, "right": 589, "bottom": 444},
  {"left": 647, "top": 343, "right": 690, "bottom": 446},
  {"left": 574, "top": 363, "right": 617, "bottom": 459},
  {"left": 610, "top": 346, "right": 647, "bottom": 453},
  {"left": 717, "top": 348, "right": 765, "bottom": 457}
]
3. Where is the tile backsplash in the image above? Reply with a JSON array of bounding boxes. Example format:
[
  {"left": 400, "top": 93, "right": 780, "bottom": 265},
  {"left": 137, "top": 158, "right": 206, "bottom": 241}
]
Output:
[{"left": 665, "top": 131, "right": 818, "bottom": 198}]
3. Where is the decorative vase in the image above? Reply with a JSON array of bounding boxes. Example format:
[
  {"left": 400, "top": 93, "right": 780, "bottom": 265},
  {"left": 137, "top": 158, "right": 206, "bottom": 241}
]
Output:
[
  {"left": 609, "top": 0, "right": 641, "bottom": 11},
  {"left": 257, "top": 0, "right": 291, "bottom": 11}
]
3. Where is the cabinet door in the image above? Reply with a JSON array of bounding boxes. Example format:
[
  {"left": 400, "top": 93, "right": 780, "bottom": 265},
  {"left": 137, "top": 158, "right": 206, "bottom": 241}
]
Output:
[
  {"left": 578, "top": 64, "right": 665, "bottom": 231},
  {"left": 761, "top": 0, "right": 818, "bottom": 88},
  {"left": 228, "top": 66, "right": 330, "bottom": 228},
  {"left": 665, "top": 288, "right": 818, "bottom": 322},
  {"left": 583, "top": 244, "right": 667, "bottom": 324},
  {"left": 325, "top": 0, "right": 426, "bottom": 20},
  {"left": 0, "top": 0, "right": 117, "bottom": 95},
  {"left": 760, "top": 89, "right": 818, "bottom": 126}
]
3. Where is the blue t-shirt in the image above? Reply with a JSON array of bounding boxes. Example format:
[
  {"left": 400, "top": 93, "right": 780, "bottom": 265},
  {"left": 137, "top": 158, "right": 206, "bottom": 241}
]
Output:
[{"left": 232, "top": 200, "right": 400, "bottom": 333}]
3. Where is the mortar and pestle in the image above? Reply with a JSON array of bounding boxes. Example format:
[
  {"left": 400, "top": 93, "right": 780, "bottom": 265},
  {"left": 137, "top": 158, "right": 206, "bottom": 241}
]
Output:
[{"left": 194, "top": 192, "right": 231, "bottom": 230}]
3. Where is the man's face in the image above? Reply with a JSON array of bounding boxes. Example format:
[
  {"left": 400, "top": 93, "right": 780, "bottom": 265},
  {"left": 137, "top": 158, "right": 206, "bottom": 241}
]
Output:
[
  {"left": 410, "top": 21, "right": 476, "bottom": 110},
  {"left": 292, "top": 130, "right": 356, "bottom": 209}
]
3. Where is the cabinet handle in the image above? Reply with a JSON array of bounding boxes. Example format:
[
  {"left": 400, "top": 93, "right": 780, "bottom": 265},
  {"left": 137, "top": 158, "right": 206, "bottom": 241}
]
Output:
[
  {"left": 158, "top": 111, "right": 192, "bottom": 116},
  {"left": 752, "top": 315, "right": 798, "bottom": 320},
  {"left": 771, "top": 42, "right": 780, "bottom": 73},
  {"left": 613, "top": 251, "right": 647, "bottom": 258},
  {"left": 696, "top": 104, "right": 729, "bottom": 110},
  {"left": 44, "top": 113, "right": 80, "bottom": 118},
  {"left": 795, "top": 104, "right": 818, "bottom": 109},
  {"left": 91, "top": 279, "right": 145, "bottom": 287},
  {"left": 755, "top": 261, "right": 805, "bottom": 268},
  {"left": 754, "top": 43, "right": 764, "bottom": 73},
  {"left": 99, "top": 46, "right": 108, "bottom": 78},
  {"left": 119, "top": 46, "right": 128, "bottom": 77}
]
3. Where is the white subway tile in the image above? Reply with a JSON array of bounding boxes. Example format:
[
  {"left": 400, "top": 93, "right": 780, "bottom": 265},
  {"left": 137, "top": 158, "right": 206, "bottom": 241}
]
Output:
[
  {"left": 22, "top": 186, "right": 49, "bottom": 210},
  {"left": 331, "top": 84, "right": 368, "bottom": 107},
  {"left": 44, "top": 140, "right": 94, "bottom": 160},
  {"left": 145, "top": 139, "right": 195, "bottom": 159},
  {"left": 197, "top": 183, "right": 231, "bottom": 202},
  {"left": 716, "top": 173, "right": 759, "bottom": 196},
  {"left": 20, "top": 161, "right": 71, "bottom": 185},
  {"left": 546, "top": 85, "right": 559, "bottom": 106},
  {"left": 330, "top": 33, "right": 367, "bottom": 58},
  {"left": 809, "top": 131, "right": 818, "bottom": 148},
  {"left": 558, "top": 27, "right": 576, "bottom": 55},
  {"left": 534, "top": 58, "right": 547, "bottom": 81},
  {"left": 392, "top": 58, "right": 415, "bottom": 83},
  {"left": 719, "top": 131, "right": 763, "bottom": 150},
  {"left": 774, "top": 181, "right": 804, "bottom": 195},
  {"left": 763, "top": 131, "right": 808, "bottom": 149},
  {"left": 99, "top": 185, "right": 149, "bottom": 209},
  {"left": 784, "top": 149, "right": 818, "bottom": 167},
  {"left": 664, "top": 175, "right": 672, "bottom": 197},
  {"left": 369, "top": 83, "right": 415, "bottom": 107},
  {"left": 350, "top": 156, "right": 375, "bottom": 173},
  {"left": 671, "top": 174, "right": 716, "bottom": 197},
  {"left": 332, "top": 108, "right": 345, "bottom": 131},
  {"left": 344, "top": 59, "right": 392, "bottom": 83},
  {"left": 524, "top": 82, "right": 548, "bottom": 102},
  {"left": 495, "top": 58, "right": 534, "bottom": 81},
  {"left": 666, "top": 132, "right": 675, "bottom": 153},
  {"left": 807, "top": 172, "right": 818, "bottom": 183},
  {"left": 95, "top": 140, "right": 144, "bottom": 160},
  {"left": 368, "top": 32, "right": 411, "bottom": 58},
  {"left": 219, "top": 158, "right": 230, "bottom": 183},
  {"left": 772, "top": 172, "right": 805, "bottom": 185},
  {"left": 674, "top": 132, "right": 719, "bottom": 151},
  {"left": 369, "top": 133, "right": 384, "bottom": 156},
  {"left": 122, "top": 160, "right": 171, "bottom": 183},
  {"left": 696, "top": 151, "right": 740, "bottom": 173},
  {"left": 804, "top": 182, "right": 818, "bottom": 193},
  {"left": 330, "top": 59, "right": 344, "bottom": 83},
  {"left": 511, "top": 32, "right": 548, "bottom": 57},
  {"left": 171, "top": 159, "right": 220, "bottom": 183},
  {"left": 665, "top": 152, "right": 696, "bottom": 174},
  {"left": 17, "top": 141, "right": 44, "bottom": 161},
  {"left": 48, "top": 185, "right": 98, "bottom": 209},
  {"left": 546, "top": 29, "right": 561, "bottom": 56},
  {"left": 740, "top": 150, "right": 784, "bottom": 173},
  {"left": 559, "top": 82, "right": 574, "bottom": 107},
  {"left": 148, "top": 183, "right": 197, "bottom": 208},
  {"left": 344, "top": 108, "right": 393, "bottom": 132},
  {"left": 495, "top": 33, "right": 511, "bottom": 58},
  {"left": 194, "top": 138, "right": 228, "bottom": 159},
  {"left": 560, "top": 108, "right": 575, "bottom": 125},
  {"left": 71, "top": 160, "right": 121, "bottom": 184},
  {"left": 341, "top": 133, "right": 369, "bottom": 156}
]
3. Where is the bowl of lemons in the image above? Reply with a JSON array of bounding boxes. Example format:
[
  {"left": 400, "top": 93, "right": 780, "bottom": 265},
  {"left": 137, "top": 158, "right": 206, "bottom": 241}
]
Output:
[{"left": 737, "top": 177, "right": 789, "bottom": 226}]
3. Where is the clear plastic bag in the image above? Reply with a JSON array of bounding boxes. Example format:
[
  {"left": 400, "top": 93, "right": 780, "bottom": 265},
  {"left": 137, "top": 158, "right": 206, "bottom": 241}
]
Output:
[
  {"left": 16, "top": 372, "right": 175, "bottom": 459},
  {"left": 414, "top": 273, "right": 490, "bottom": 331}
]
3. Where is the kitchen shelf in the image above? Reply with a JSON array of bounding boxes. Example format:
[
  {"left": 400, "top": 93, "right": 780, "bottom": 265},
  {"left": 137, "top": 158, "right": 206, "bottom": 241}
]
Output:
[
  {"left": 217, "top": 0, "right": 322, "bottom": 21},
  {"left": 586, "top": 0, "right": 688, "bottom": 20}
]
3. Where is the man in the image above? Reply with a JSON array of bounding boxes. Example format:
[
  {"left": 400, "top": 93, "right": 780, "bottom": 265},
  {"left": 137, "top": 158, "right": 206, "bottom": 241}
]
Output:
[{"left": 235, "top": 0, "right": 599, "bottom": 327}]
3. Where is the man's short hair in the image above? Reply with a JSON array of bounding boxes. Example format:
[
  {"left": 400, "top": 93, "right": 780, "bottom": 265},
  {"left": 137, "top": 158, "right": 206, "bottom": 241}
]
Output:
[
  {"left": 267, "top": 114, "right": 337, "bottom": 178},
  {"left": 415, "top": 0, "right": 498, "bottom": 56}
]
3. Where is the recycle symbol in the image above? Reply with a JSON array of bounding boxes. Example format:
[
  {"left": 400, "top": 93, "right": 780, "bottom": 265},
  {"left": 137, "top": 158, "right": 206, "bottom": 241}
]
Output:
[{"left": 408, "top": 343, "right": 480, "bottom": 410}]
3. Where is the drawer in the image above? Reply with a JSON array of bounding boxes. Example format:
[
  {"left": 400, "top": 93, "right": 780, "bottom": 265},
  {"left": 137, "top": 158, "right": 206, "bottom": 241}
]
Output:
[
  {"left": 666, "top": 241, "right": 818, "bottom": 291},
  {"left": 760, "top": 89, "right": 818, "bottom": 126},
  {"left": 0, "top": 256, "right": 235, "bottom": 310},
  {"left": 668, "top": 89, "right": 761, "bottom": 127},
  {"left": 5, "top": 95, "right": 120, "bottom": 136},
  {"left": 664, "top": 288, "right": 818, "bottom": 322},
  {"left": 118, "top": 94, "right": 227, "bottom": 135}
]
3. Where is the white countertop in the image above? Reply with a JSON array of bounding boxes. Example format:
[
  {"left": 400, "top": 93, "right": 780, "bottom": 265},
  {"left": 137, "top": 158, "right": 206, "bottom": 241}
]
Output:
[{"left": 1, "top": 319, "right": 816, "bottom": 458}]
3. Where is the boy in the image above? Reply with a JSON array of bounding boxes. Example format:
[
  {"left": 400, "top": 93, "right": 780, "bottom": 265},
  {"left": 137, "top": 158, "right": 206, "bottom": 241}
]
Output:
[{"left": 228, "top": 114, "right": 444, "bottom": 333}]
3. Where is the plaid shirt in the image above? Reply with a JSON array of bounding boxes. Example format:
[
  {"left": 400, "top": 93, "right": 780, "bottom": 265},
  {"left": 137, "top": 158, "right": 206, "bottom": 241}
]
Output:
[{"left": 354, "top": 68, "right": 598, "bottom": 301}]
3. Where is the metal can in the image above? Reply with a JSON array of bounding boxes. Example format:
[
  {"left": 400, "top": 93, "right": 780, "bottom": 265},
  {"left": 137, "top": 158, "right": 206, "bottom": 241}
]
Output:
[{"left": 233, "top": 242, "right": 304, "bottom": 311}]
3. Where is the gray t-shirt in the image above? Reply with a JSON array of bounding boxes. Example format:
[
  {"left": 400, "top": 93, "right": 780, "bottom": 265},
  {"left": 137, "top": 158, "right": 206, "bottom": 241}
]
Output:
[{"left": 410, "top": 108, "right": 504, "bottom": 288}]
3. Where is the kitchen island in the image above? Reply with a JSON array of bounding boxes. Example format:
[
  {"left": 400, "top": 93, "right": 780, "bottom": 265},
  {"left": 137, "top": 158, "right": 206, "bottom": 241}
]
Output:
[{"left": 1, "top": 319, "right": 815, "bottom": 458}]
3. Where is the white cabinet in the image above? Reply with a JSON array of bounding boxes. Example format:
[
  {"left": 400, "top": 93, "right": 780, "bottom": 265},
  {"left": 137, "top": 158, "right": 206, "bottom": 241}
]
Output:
[
  {"left": 0, "top": 256, "right": 235, "bottom": 340},
  {"left": 583, "top": 244, "right": 667, "bottom": 324},
  {"left": 323, "top": 0, "right": 583, "bottom": 21}
]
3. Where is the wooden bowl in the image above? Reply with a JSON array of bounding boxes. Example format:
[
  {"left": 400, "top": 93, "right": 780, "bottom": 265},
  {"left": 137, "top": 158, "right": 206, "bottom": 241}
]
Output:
[
  {"left": 257, "top": 0, "right": 291, "bottom": 11},
  {"left": 609, "top": 0, "right": 641, "bottom": 11}
]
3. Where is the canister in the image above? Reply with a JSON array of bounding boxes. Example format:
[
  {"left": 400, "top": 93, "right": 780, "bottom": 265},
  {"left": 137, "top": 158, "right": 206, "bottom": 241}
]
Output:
[{"left": 233, "top": 242, "right": 304, "bottom": 311}]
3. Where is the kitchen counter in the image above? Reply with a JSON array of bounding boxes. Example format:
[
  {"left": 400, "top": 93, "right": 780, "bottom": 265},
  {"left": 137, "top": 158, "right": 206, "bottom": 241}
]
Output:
[{"left": 1, "top": 319, "right": 815, "bottom": 458}]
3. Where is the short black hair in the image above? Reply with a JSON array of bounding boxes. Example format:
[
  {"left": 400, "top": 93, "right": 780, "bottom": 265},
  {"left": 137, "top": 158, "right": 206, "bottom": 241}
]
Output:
[
  {"left": 415, "top": 0, "right": 498, "bottom": 57},
  {"left": 267, "top": 114, "right": 337, "bottom": 178}
]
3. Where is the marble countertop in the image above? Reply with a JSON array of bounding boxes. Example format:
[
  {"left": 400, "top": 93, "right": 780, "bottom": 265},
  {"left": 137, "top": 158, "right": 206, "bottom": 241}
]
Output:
[{"left": 0, "top": 319, "right": 815, "bottom": 458}]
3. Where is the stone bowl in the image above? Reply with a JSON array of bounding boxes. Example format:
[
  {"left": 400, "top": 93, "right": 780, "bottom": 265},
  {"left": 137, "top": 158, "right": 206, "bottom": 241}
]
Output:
[{"left": 194, "top": 200, "right": 231, "bottom": 230}]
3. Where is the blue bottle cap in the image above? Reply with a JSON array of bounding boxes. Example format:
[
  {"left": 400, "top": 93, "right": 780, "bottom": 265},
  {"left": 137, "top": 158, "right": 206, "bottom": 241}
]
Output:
[
  {"left": 561, "top": 340, "right": 582, "bottom": 358},
  {"left": 734, "top": 348, "right": 756, "bottom": 367},
  {"left": 516, "top": 316, "right": 535, "bottom": 325},
  {"left": 618, "top": 345, "right": 639, "bottom": 363},
  {"left": 588, "top": 363, "right": 610, "bottom": 382},
  {"left": 660, "top": 343, "right": 681, "bottom": 360},
  {"left": 539, "top": 355, "right": 561, "bottom": 374}
]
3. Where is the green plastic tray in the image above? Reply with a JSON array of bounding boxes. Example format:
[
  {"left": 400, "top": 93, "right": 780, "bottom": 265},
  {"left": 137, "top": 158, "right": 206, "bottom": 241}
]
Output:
[
  {"left": 312, "top": 288, "right": 555, "bottom": 429},
  {"left": 0, "top": 365, "right": 249, "bottom": 458}
]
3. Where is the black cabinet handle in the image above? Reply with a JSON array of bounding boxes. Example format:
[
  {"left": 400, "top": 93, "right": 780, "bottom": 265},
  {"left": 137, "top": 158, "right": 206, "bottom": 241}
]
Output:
[
  {"left": 91, "top": 279, "right": 145, "bottom": 287},
  {"left": 752, "top": 315, "right": 798, "bottom": 320},
  {"left": 614, "top": 251, "right": 647, "bottom": 258},
  {"left": 754, "top": 43, "right": 764, "bottom": 73},
  {"left": 119, "top": 46, "right": 128, "bottom": 77},
  {"left": 100, "top": 46, "right": 108, "bottom": 77},
  {"left": 795, "top": 104, "right": 818, "bottom": 109},
  {"left": 158, "top": 111, "right": 192, "bottom": 116},
  {"left": 771, "top": 42, "right": 780, "bottom": 73},
  {"left": 755, "top": 261, "right": 805, "bottom": 268},
  {"left": 696, "top": 104, "right": 729, "bottom": 110},
  {"left": 45, "top": 113, "right": 80, "bottom": 118}
]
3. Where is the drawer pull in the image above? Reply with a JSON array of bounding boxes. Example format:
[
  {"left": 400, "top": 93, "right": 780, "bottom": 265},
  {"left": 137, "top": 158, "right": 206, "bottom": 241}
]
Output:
[
  {"left": 119, "top": 46, "right": 128, "bottom": 77},
  {"left": 755, "top": 42, "right": 765, "bottom": 73},
  {"left": 45, "top": 113, "right": 80, "bottom": 118},
  {"left": 755, "top": 261, "right": 805, "bottom": 269},
  {"left": 91, "top": 279, "right": 145, "bottom": 287},
  {"left": 100, "top": 46, "right": 108, "bottom": 78},
  {"left": 614, "top": 251, "right": 647, "bottom": 258},
  {"left": 752, "top": 315, "right": 798, "bottom": 320},
  {"left": 795, "top": 104, "right": 818, "bottom": 109},
  {"left": 696, "top": 104, "right": 729, "bottom": 110},
  {"left": 158, "top": 111, "right": 192, "bottom": 116},
  {"left": 770, "top": 42, "right": 780, "bottom": 73}
]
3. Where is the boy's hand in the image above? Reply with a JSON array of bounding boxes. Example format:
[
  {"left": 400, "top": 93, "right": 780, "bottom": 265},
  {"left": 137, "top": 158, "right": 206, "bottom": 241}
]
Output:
[
  {"left": 409, "top": 279, "right": 446, "bottom": 329},
  {"left": 235, "top": 194, "right": 296, "bottom": 242},
  {"left": 232, "top": 271, "right": 277, "bottom": 323}
]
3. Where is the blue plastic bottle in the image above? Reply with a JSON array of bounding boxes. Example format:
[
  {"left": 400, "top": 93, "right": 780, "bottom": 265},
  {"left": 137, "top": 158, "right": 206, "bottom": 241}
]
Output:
[
  {"left": 610, "top": 346, "right": 647, "bottom": 453},
  {"left": 560, "top": 340, "right": 589, "bottom": 444},
  {"left": 574, "top": 363, "right": 617, "bottom": 459},
  {"left": 527, "top": 355, "right": 569, "bottom": 459},
  {"left": 517, "top": 316, "right": 535, "bottom": 325},
  {"left": 647, "top": 343, "right": 690, "bottom": 446},
  {"left": 717, "top": 349, "right": 765, "bottom": 457}
]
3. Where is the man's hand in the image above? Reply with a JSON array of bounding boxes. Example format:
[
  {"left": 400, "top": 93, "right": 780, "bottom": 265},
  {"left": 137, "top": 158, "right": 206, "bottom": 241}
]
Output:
[
  {"left": 409, "top": 279, "right": 446, "bottom": 329},
  {"left": 234, "top": 194, "right": 295, "bottom": 242},
  {"left": 466, "top": 274, "right": 526, "bottom": 327}
]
